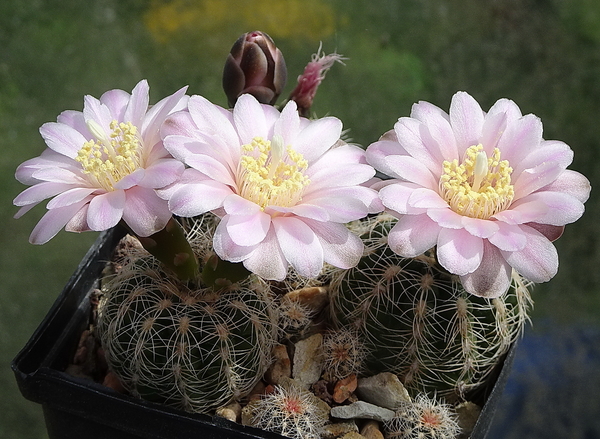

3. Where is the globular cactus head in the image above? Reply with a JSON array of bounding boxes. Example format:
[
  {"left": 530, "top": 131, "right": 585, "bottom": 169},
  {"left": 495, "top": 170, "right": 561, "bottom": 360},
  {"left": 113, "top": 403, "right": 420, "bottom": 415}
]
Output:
[
  {"left": 321, "top": 327, "right": 367, "bottom": 382},
  {"left": 250, "top": 380, "right": 328, "bottom": 439},
  {"left": 329, "top": 213, "right": 532, "bottom": 401},
  {"left": 384, "top": 393, "right": 461, "bottom": 439},
  {"left": 97, "top": 215, "right": 279, "bottom": 413}
]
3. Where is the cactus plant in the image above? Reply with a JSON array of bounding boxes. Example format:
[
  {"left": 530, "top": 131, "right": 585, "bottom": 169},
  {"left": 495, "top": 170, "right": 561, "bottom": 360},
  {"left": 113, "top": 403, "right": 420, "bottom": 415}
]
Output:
[
  {"left": 384, "top": 393, "right": 461, "bottom": 439},
  {"left": 321, "top": 327, "right": 367, "bottom": 381},
  {"left": 250, "top": 379, "right": 328, "bottom": 439},
  {"left": 329, "top": 213, "right": 532, "bottom": 401},
  {"left": 97, "top": 215, "right": 279, "bottom": 413}
]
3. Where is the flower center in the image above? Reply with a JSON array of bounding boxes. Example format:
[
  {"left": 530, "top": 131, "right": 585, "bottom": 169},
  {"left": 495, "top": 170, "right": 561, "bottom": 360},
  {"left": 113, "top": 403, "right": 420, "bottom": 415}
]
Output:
[
  {"left": 75, "top": 119, "right": 142, "bottom": 191},
  {"left": 237, "top": 135, "right": 310, "bottom": 209},
  {"left": 439, "top": 144, "right": 514, "bottom": 219}
]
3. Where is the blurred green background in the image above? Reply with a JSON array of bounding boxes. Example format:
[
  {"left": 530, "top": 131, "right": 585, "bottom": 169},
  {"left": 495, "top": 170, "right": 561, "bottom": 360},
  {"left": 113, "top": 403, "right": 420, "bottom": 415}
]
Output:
[{"left": 1, "top": 0, "right": 598, "bottom": 438}]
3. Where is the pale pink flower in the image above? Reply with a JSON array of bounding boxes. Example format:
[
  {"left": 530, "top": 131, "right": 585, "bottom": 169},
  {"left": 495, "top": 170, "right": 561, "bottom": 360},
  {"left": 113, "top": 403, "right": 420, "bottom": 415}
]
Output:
[
  {"left": 14, "top": 80, "right": 187, "bottom": 243},
  {"left": 159, "top": 93, "right": 382, "bottom": 280},
  {"left": 366, "top": 91, "right": 591, "bottom": 297}
]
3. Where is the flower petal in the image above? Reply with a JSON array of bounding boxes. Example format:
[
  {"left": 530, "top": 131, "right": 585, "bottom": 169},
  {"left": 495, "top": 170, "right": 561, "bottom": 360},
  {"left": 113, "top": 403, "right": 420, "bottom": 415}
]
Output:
[
  {"left": 461, "top": 216, "right": 500, "bottom": 238},
  {"left": 303, "top": 219, "right": 364, "bottom": 269},
  {"left": 502, "top": 224, "right": 558, "bottom": 283},
  {"left": 487, "top": 222, "right": 527, "bottom": 251},
  {"left": 539, "top": 169, "right": 591, "bottom": 204},
  {"left": 224, "top": 193, "right": 262, "bottom": 215},
  {"left": 122, "top": 186, "right": 171, "bottom": 236},
  {"left": 46, "top": 187, "right": 96, "bottom": 209},
  {"left": 426, "top": 207, "right": 464, "bottom": 229},
  {"left": 290, "top": 203, "right": 331, "bottom": 221},
  {"left": 139, "top": 159, "right": 184, "bottom": 189},
  {"left": 141, "top": 85, "right": 188, "bottom": 148},
  {"left": 460, "top": 240, "right": 512, "bottom": 298},
  {"left": 114, "top": 168, "right": 145, "bottom": 190},
  {"left": 437, "top": 228, "right": 483, "bottom": 275},
  {"left": 99, "top": 88, "right": 130, "bottom": 121},
  {"left": 39, "top": 122, "right": 88, "bottom": 159},
  {"left": 365, "top": 140, "right": 408, "bottom": 179},
  {"left": 168, "top": 180, "right": 232, "bottom": 217},
  {"left": 387, "top": 213, "right": 441, "bottom": 257},
  {"left": 186, "top": 95, "right": 239, "bottom": 160},
  {"left": 378, "top": 181, "right": 425, "bottom": 215},
  {"left": 384, "top": 155, "right": 438, "bottom": 189},
  {"left": 516, "top": 191, "right": 585, "bottom": 226},
  {"left": 185, "top": 153, "right": 236, "bottom": 187},
  {"left": 233, "top": 94, "right": 267, "bottom": 144},
  {"left": 393, "top": 117, "right": 442, "bottom": 175},
  {"left": 124, "top": 79, "right": 150, "bottom": 128},
  {"left": 293, "top": 116, "right": 342, "bottom": 163},
  {"left": 242, "top": 226, "right": 288, "bottom": 280},
  {"left": 213, "top": 216, "right": 258, "bottom": 263},
  {"left": 273, "top": 99, "right": 300, "bottom": 146},
  {"left": 513, "top": 160, "right": 565, "bottom": 200},
  {"left": 410, "top": 100, "right": 458, "bottom": 162},
  {"left": 449, "top": 91, "right": 484, "bottom": 152},
  {"left": 273, "top": 216, "right": 324, "bottom": 278},
  {"left": 13, "top": 181, "right": 77, "bottom": 207},
  {"left": 87, "top": 190, "right": 126, "bottom": 232},
  {"left": 408, "top": 187, "right": 449, "bottom": 209},
  {"left": 29, "top": 201, "right": 90, "bottom": 244},
  {"left": 496, "top": 113, "right": 543, "bottom": 165},
  {"left": 225, "top": 210, "right": 271, "bottom": 246}
]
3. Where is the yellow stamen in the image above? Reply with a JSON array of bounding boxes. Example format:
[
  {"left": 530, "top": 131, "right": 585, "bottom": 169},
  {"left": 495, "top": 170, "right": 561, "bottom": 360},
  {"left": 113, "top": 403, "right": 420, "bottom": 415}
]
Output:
[
  {"left": 75, "top": 120, "right": 142, "bottom": 191},
  {"left": 439, "top": 144, "right": 514, "bottom": 219},
  {"left": 237, "top": 136, "right": 310, "bottom": 209}
]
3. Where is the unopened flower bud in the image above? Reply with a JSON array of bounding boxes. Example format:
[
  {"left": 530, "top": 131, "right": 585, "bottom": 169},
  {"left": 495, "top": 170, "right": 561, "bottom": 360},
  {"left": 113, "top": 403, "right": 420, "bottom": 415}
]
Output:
[
  {"left": 222, "top": 31, "right": 287, "bottom": 107},
  {"left": 289, "top": 46, "right": 346, "bottom": 117}
]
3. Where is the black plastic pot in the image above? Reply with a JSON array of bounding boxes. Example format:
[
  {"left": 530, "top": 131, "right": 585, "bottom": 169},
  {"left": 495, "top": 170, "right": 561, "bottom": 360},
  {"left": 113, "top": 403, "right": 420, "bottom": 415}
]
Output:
[{"left": 12, "top": 228, "right": 516, "bottom": 439}]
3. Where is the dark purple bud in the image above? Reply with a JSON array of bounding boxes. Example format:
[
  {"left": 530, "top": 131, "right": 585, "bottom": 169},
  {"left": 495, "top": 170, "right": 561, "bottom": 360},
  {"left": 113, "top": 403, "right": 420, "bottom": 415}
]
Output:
[{"left": 222, "top": 31, "right": 287, "bottom": 107}]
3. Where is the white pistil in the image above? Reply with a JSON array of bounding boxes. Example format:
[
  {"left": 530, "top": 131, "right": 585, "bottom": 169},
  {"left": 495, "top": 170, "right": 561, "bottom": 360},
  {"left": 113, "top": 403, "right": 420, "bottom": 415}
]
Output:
[
  {"left": 471, "top": 150, "right": 488, "bottom": 192},
  {"left": 268, "top": 134, "right": 284, "bottom": 180}
]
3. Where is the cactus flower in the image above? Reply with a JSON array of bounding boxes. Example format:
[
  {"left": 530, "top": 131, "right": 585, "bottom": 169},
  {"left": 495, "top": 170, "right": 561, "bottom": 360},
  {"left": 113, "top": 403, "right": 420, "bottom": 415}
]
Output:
[
  {"left": 366, "top": 91, "right": 591, "bottom": 297},
  {"left": 222, "top": 31, "right": 287, "bottom": 107},
  {"left": 14, "top": 80, "right": 187, "bottom": 244},
  {"left": 159, "top": 93, "right": 382, "bottom": 280}
]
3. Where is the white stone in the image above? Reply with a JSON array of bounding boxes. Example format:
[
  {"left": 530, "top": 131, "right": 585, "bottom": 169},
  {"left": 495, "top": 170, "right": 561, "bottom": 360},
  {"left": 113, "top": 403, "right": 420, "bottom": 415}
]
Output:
[
  {"left": 356, "top": 372, "right": 411, "bottom": 410},
  {"left": 330, "top": 401, "right": 395, "bottom": 422},
  {"left": 292, "top": 333, "right": 324, "bottom": 387}
]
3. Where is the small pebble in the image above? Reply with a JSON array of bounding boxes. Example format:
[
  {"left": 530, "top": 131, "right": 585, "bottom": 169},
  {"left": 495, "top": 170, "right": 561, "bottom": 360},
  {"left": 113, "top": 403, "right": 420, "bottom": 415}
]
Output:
[
  {"left": 264, "top": 344, "right": 291, "bottom": 385},
  {"left": 333, "top": 374, "right": 358, "bottom": 404},
  {"left": 215, "top": 402, "right": 241, "bottom": 423},
  {"left": 360, "top": 420, "right": 384, "bottom": 439},
  {"left": 356, "top": 372, "right": 411, "bottom": 410},
  {"left": 330, "top": 401, "right": 395, "bottom": 422},
  {"left": 292, "top": 333, "right": 324, "bottom": 387},
  {"left": 321, "top": 421, "right": 359, "bottom": 439}
]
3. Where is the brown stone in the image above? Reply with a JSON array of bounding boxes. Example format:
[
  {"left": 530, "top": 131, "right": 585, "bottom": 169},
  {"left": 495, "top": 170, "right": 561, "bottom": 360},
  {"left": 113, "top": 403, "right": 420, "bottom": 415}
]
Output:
[
  {"left": 283, "top": 286, "right": 329, "bottom": 314},
  {"left": 215, "top": 402, "right": 242, "bottom": 423},
  {"left": 333, "top": 374, "right": 358, "bottom": 404},
  {"left": 264, "top": 344, "right": 291, "bottom": 385},
  {"left": 360, "top": 420, "right": 384, "bottom": 439}
]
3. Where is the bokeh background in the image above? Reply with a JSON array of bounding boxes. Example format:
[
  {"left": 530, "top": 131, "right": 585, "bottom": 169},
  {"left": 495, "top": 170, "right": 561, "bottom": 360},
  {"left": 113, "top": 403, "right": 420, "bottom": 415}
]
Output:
[{"left": 1, "top": 0, "right": 599, "bottom": 438}]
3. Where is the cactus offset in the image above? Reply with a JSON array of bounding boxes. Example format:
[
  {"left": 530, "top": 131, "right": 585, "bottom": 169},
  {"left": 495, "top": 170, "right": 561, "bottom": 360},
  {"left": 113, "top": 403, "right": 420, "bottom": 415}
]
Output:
[
  {"left": 97, "top": 215, "right": 278, "bottom": 413},
  {"left": 384, "top": 393, "right": 461, "bottom": 439},
  {"left": 329, "top": 213, "right": 532, "bottom": 400}
]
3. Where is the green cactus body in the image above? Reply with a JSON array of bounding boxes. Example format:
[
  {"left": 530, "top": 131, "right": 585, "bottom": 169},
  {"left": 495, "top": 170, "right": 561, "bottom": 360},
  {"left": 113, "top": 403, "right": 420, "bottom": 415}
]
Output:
[
  {"left": 329, "top": 214, "right": 532, "bottom": 400},
  {"left": 97, "top": 216, "right": 278, "bottom": 413}
]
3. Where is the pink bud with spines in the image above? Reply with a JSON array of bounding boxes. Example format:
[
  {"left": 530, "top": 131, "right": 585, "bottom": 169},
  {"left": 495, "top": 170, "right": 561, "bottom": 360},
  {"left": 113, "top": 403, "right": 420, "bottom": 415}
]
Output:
[{"left": 289, "top": 45, "right": 346, "bottom": 117}]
